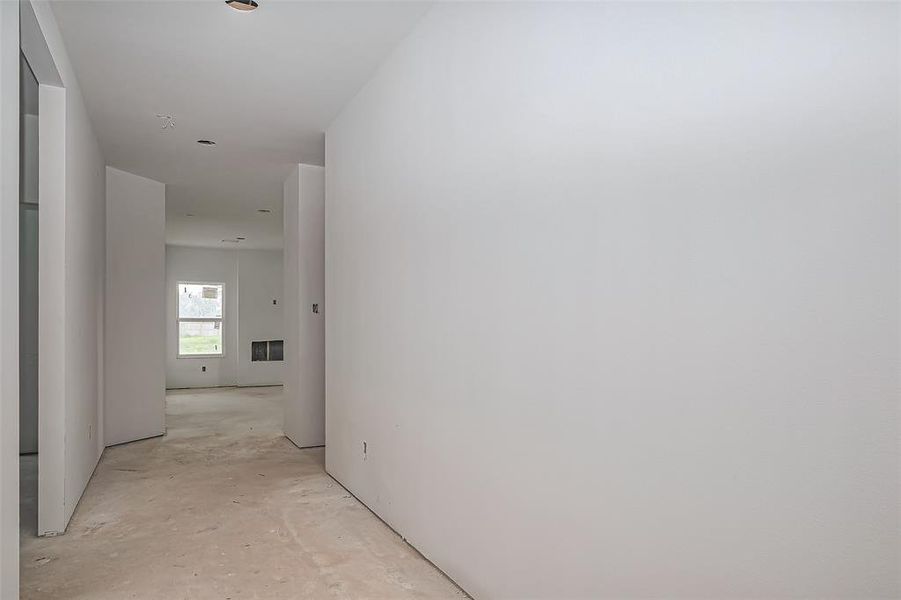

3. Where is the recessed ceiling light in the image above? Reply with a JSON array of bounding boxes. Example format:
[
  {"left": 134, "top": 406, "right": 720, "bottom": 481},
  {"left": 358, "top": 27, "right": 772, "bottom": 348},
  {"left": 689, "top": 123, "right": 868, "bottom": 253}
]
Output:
[
  {"left": 236, "top": 236, "right": 246, "bottom": 240},
  {"left": 197, "top": 140, "right": 216, "bottom": 146},
  {"left": 225, "top": 0, "right": 258, "bottom": 11},
  {"left": 257, "top": 209, "right": 272, "bottom": 214}
]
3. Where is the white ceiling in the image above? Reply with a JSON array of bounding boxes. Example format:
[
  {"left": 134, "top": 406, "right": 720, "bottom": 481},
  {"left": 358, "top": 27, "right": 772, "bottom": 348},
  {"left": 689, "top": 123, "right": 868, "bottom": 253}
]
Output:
[{"left": 50, "top": 0, "right": 431, "bottom": 250}]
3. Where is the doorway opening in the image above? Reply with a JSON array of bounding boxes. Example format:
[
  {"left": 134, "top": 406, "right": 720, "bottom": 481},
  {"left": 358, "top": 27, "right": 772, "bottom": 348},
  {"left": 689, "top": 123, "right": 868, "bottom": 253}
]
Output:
[{"left": 18, "top": 51, "right": 39, "bottom": 539}]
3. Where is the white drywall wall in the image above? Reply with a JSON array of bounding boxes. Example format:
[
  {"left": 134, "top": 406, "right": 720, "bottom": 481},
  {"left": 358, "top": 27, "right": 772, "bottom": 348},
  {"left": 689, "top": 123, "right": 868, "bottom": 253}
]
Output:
[
  {"left": 37, "top": 81, "right": 65, "bottom": 535},
  {"left": 166, "top": 246, "right": 283, "bottom": 389},
  {"left": 283, "top": 165, "right": 324, "bottom": 448},
  {"left": 20, "top": 0, "right": 106, "bottom": 536},
  {"left": 4, "top": 0, "right": 103, "bottom": 584},
  {"left": 166, "top": 246, "right": 238, "bottom": 388},
  {"left": 236, "top": 249, "right": 284, "bottom": 387},
  {"left": 0, "top": 0, "right": 20, "bottom": 594},
  {"left": 105, "top": 167, "right": 165, "bottom": 446},
  {"left": 325, "top": 3, "right": 900, "bottom": 598}
]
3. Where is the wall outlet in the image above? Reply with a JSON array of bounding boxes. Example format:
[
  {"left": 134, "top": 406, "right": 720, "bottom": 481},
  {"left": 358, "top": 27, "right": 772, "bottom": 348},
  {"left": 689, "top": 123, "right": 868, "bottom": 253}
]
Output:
[
  {"left": 312, "top": 303, "right": 319, "bottom": 314},
  {"left": 273, "top": 299, "right": 277, "bottom": 305},
  {"left": 201, "top": 365, "right": 206, "bottom": 372}
]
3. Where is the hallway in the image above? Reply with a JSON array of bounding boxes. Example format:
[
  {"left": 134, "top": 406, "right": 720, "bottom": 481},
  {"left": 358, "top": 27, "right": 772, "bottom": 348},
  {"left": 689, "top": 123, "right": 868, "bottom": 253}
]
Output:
[{"left": 20, "top": 387, "right": 465, "bottom": 600}]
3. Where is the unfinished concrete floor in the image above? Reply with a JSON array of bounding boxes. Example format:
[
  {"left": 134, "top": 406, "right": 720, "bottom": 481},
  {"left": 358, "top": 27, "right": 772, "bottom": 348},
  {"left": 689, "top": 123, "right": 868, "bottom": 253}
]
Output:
[{"left": 20, "top": 386, "right": 466, "bottom": 599}]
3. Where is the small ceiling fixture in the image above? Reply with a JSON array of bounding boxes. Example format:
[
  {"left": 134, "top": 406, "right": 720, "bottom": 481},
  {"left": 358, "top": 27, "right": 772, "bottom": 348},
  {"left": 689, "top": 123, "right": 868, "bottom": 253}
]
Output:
[
  {"left": 197, "top": 139, "right": 216, "bottom": 146},
  {"left": 225, "top": 0, "right": 258, "bottom": 11},
  {"left": 236, "top": 236, "right": 246, "bottom": 240},
  {"left": 156, "top": 114, "right": 175, "bottom": 129},
  {"left": 185, "top": 213, "right": 195, "bottom": 217},
  {"left": 257, "top": 208, "right": 272, "bottom": 214}
]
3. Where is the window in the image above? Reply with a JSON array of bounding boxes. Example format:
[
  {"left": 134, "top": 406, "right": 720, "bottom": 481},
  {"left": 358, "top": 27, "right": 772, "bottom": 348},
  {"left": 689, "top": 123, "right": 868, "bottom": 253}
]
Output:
[{"left": 177, "top": 283, "right": 224, "bottom": 357}]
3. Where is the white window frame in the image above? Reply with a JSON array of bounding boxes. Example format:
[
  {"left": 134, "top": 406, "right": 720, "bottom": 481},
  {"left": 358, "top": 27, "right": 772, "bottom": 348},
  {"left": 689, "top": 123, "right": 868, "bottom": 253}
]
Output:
[{"left": 176, "top": 281, "right": 225, "bottom": 359}]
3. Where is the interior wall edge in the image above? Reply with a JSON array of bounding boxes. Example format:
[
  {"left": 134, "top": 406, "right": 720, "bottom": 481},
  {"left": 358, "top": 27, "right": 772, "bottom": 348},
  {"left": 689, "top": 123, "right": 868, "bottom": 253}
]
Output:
[{"left": 0, "top": 1, "right": 20, "bottom": 597}]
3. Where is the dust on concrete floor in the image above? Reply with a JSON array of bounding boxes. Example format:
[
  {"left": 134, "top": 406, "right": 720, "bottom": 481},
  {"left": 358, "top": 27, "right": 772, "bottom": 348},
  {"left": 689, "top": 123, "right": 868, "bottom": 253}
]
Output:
[{"left": 20, "top": 386, "right": 467, "bottom": 600}]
